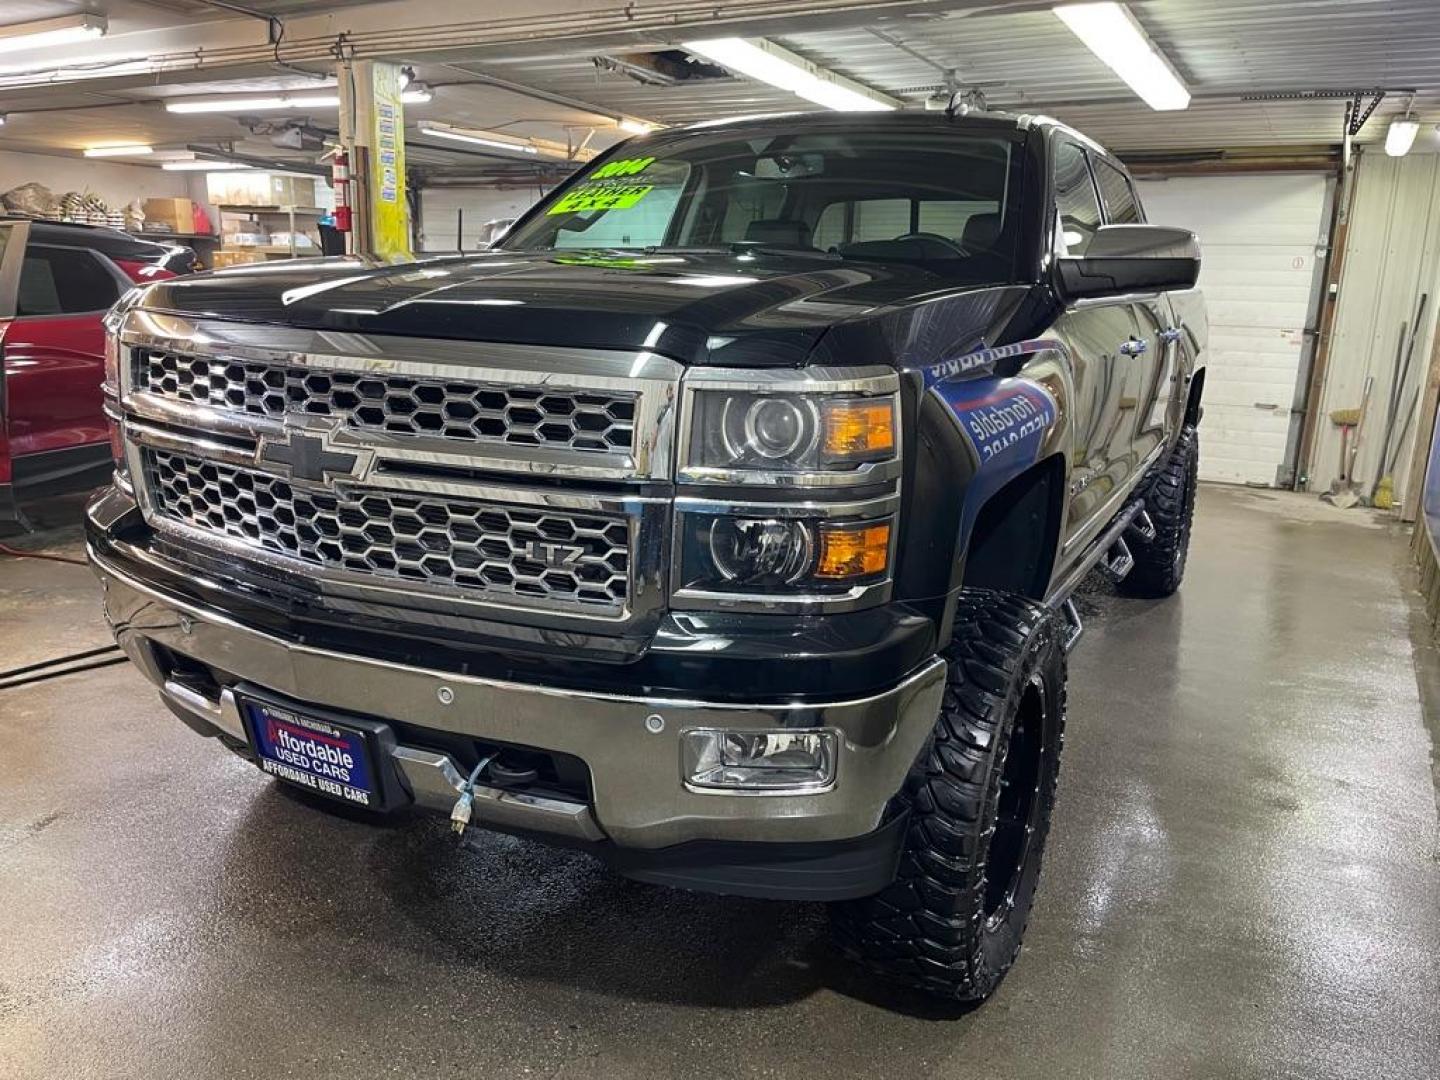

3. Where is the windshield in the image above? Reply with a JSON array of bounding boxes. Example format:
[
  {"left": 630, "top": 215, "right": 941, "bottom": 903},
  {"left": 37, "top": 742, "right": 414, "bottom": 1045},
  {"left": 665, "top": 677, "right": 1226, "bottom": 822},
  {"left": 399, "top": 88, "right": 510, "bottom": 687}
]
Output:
[{"left": 502, "top": 125, "right": 1025, "bottom": 284}]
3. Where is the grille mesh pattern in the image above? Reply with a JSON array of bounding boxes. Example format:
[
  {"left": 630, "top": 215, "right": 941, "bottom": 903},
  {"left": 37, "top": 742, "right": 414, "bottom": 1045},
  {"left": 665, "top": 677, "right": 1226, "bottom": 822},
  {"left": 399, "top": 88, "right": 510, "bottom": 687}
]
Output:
[
  {"left": 137, "top": 350, "right": 636, "bottom": 453},
  {"left": 145, "top": 450, "right": 629, "bottom": 612}
]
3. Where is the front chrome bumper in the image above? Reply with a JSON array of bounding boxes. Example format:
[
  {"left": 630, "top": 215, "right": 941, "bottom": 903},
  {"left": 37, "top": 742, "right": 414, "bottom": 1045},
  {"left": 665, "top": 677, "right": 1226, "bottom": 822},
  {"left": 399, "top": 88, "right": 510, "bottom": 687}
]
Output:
[{"left": 92, "top": 547, "right": 945, "bottom": 850}]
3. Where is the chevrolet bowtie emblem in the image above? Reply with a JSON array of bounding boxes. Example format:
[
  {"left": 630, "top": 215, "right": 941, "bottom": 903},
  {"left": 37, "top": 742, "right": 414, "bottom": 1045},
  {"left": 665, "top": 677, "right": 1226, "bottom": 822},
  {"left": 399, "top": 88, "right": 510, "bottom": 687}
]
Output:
[{"left": 258, "top": 430, "right": 365, "bottom": 483}]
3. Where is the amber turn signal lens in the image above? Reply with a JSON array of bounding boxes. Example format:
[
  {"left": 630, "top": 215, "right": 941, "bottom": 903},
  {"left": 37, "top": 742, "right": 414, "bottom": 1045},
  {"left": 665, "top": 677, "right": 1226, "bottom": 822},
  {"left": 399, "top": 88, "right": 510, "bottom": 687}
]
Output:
[
  {"left": 815, "top": 522, "right": 891, "bottom": 579},
  {"left": 822, "top": 400, "right": 895, "bottom": 459}
]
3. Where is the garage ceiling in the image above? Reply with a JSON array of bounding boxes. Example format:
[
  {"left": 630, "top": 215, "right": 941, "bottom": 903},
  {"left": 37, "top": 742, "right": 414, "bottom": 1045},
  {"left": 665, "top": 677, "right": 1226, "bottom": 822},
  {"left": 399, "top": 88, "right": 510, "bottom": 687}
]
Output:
[{"left": 0, "top": 0, "right": 1437, "bottom": 173}]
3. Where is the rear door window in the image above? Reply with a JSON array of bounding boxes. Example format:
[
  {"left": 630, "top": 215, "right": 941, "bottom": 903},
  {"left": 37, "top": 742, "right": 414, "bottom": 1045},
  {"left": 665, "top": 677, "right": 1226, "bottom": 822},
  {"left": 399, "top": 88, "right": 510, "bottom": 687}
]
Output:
[
  {"left": 1053, "top": 142, "right": 1102, "bottom": 256},
  {"left": 16, "top": 245, "right": 121, "bottom": 316},
  {"left": 1094, "top": 159, "right": 1141, "bottom": 224}
]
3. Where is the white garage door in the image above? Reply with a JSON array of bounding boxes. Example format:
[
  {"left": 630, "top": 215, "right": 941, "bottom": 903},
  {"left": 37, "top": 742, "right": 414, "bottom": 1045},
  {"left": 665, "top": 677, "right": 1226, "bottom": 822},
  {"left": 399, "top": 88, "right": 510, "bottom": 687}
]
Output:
[{"left": 1136, "top": 174, "right": 1332, "bottom": 486}]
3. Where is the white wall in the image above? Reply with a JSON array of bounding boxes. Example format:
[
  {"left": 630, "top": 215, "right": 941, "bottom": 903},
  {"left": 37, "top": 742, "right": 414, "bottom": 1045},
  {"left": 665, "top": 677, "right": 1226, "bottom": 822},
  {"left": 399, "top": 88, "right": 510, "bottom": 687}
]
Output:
[
  {"left": 1312, "top": 152, "right": 1440, "bottom": 504},
  {"left": 418, "top": 185, "right": 548, "bottom": 252},
  {"left": 0, "top": 150, "right": 190, "bottom": 212}
]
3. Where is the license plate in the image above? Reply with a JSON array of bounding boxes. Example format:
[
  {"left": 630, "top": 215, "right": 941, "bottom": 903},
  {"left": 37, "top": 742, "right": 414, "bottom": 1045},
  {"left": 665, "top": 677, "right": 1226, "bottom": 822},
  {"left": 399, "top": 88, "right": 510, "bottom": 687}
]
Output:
[{"left": 244, "top": 698, "right": 377, "bottom": 808}]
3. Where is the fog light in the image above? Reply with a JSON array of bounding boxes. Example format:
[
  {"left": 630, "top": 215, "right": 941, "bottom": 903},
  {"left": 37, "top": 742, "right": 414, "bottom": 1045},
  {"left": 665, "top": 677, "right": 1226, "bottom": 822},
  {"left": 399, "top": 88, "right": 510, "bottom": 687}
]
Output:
[{"left": 681, "top": 727, "right": 838, "bottom": 792}]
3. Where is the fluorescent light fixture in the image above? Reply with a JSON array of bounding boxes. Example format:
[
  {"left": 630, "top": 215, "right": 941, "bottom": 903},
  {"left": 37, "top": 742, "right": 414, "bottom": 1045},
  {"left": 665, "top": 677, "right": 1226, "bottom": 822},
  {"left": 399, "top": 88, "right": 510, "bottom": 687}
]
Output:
[
  {"left": 683, "top": 38, "right": 898, "bottom": 112},
  {"left": 0, "top": 13, "right": 106, "bottom": 57},
  {"left": 1385, "top": 117, "right": 1420, "bottom": 157},
  {"left": 1053, "top": 3, "right": 1190, "bottom": 111},
  {"left": 85, "top": 145, "right": 153, "bottom": 158},
  {"left": 618, "top": 118, "right": 657, "bottom": 135},
  {"left": 167, "top": 89, "right": 430, "bottom": 114},
  {"left": 416, "top": 121, "right": 592, "bottom": 162},
  {"left": 161, "top": 160, "right": 252, "bottom": 171}
]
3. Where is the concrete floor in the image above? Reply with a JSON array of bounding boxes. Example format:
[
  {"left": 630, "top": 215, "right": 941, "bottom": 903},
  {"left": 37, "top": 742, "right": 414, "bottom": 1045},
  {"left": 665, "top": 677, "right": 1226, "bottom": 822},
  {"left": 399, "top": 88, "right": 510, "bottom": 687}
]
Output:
[{"left": 1, "top": 485, "right": 1437, "bottom": 1080}]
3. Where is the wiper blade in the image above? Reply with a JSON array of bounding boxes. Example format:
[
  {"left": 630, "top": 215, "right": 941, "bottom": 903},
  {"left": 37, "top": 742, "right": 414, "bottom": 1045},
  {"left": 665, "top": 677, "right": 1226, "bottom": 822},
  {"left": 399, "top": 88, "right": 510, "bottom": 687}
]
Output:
[{"left": 728, "top": 243, "right": 842, "bottom": 262}]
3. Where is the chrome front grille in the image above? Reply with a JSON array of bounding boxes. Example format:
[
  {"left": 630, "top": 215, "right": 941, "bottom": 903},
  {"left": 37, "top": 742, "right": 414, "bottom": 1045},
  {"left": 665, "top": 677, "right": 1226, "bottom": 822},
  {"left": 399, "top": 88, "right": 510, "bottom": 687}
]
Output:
[
  {"left": 144, "top": 449, "right": 631, "bottom": 614},
  {"left": 137, "top": 348, "right": 637, "bottom": 454}
]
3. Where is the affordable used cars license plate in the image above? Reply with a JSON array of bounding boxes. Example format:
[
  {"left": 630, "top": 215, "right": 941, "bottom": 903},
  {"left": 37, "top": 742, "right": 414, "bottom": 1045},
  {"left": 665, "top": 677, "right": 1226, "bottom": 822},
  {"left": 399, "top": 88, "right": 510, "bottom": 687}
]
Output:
[{"left": 243, "top": 698, "right": 377, "bottom": 807}]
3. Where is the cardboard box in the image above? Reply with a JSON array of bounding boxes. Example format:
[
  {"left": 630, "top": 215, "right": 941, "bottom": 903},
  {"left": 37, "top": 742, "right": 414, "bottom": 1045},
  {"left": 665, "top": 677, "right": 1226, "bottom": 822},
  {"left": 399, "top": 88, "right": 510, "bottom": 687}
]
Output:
[
  {"left": 143, "top": 197, "right": 197, "bottom": 235},
  {"left": 208, "top": 173, "right": 316, "bottom": 208},
  {"left": 211, "top": 250, "right": 267, "bottom": 268}
]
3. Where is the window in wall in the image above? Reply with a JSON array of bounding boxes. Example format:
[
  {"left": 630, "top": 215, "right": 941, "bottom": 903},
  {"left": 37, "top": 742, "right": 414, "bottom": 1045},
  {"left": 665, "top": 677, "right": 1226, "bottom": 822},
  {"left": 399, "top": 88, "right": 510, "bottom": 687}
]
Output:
[
  {"left": 1054, "top": 143, "right": 1102, "bottom": 256},
  {"left": 17, "top": 246, "right": 120, "bottom": 316}
]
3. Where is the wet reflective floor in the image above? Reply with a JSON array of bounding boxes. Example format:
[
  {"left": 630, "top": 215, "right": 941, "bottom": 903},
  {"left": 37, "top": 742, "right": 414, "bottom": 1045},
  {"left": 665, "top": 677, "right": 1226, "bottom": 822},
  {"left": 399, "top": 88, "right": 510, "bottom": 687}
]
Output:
[{"left": 2, "top": 485, "right": 1437, "bottom": 1079}]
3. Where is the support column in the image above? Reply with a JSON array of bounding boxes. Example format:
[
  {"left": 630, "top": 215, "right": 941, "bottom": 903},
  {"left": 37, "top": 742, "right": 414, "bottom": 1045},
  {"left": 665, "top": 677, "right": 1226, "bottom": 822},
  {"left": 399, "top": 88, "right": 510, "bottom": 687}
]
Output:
[{"left": 337, "top": 59, "right": 412, "bottom": 260}]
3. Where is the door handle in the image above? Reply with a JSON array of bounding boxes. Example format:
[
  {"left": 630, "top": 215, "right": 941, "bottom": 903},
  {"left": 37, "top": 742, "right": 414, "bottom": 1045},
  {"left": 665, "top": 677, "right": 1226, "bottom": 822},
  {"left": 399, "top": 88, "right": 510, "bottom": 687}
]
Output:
[
  {"left": 1119, "top": 337, "right": 1149, "bottom": 356},
  {"left": 1158, "top": 327, "right": 1183, "bottom": 344}
]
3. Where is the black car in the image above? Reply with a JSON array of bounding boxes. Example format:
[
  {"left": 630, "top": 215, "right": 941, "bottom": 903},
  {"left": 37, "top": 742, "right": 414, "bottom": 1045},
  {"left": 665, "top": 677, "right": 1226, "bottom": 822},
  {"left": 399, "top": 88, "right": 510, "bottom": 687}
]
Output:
[{"left": 85, "top": 110, "right": 1206, "bottom": 1002}]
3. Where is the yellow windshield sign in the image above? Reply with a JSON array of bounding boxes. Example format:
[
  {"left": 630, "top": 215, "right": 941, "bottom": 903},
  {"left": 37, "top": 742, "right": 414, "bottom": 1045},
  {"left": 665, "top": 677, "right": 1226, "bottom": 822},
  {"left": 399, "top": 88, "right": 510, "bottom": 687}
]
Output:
[{"left": 546, "top": 156, "right": 659, "bottom": 215}]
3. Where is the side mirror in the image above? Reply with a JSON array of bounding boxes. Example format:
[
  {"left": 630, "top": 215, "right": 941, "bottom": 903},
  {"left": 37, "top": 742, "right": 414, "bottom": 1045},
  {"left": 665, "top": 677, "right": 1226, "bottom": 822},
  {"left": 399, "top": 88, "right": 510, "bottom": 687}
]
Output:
[{"left": 1056, "top": 224, "right": 1200, "bottom": 302}]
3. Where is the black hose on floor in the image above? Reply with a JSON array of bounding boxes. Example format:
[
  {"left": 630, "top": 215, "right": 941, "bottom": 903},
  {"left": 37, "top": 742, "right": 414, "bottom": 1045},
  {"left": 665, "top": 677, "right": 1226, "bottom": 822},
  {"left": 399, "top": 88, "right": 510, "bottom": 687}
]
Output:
[
  {"left": 0, "top": 654, "right": 129, "bottom": 692},
  {"left": 0, "top": 644, "right": 123, "bottom": 682},
  {"left": 0, "top": 542, "right": 89, "bottom": 567}
]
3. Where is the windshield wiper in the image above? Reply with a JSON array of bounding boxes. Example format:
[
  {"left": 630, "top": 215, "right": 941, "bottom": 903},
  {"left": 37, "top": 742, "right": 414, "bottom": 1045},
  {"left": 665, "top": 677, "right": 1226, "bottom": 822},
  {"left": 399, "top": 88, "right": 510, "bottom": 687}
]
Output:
[{"left": 727, "top": 242, "right": 842, "bottom": 262}]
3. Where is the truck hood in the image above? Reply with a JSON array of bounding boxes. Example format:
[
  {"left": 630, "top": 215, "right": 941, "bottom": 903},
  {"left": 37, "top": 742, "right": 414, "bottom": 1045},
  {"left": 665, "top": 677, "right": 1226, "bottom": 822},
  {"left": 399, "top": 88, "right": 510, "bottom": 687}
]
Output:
[{"left": 136, "top": 250, "right": 999, "bottom": 367}]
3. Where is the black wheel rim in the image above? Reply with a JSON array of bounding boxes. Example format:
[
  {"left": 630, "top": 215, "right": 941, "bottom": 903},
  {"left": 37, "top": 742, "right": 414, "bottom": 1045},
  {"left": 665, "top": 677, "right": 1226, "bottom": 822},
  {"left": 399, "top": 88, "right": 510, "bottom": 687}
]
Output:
[{"left": 983, "top": 674, "right": 1048, "bottom": 927}]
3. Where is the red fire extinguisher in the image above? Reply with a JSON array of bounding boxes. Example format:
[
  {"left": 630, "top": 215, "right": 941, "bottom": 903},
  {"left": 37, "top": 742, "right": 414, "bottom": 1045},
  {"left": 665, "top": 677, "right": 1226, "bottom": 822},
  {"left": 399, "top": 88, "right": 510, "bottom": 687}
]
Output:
[{"left": 332, "top": 151, "right": 352, "bottom": 232}]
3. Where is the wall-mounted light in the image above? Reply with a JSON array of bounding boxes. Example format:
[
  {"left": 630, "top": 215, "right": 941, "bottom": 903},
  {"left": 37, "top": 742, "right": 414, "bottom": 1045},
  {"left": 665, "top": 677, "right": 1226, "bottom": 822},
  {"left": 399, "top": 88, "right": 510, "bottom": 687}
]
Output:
[
  {"left": 1053, "top": 3, "right": 1191, "bottom": 111},
  {"left": 0, "top": 13, "right": 106, "bottom": 58},
  {"left": 1385, "top": 116, "right": 1421, "bottom": 157},
  {"left": 85, "top": 145, "right": 153, "bottom": 157}
]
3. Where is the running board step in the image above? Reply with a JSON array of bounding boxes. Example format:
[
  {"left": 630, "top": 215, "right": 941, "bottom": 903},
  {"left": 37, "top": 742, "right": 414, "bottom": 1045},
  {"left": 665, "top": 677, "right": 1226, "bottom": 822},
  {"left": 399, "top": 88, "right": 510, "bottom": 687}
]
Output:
[
  {"left": 1127, "top": 509, "right": 1157, "bottom": 543},
  {"left": 1098, "top": 536, "right": 1135, "bottom": 582},
  {"left": 1060, "top": 598, "right": 1084, "bottom": 653}
]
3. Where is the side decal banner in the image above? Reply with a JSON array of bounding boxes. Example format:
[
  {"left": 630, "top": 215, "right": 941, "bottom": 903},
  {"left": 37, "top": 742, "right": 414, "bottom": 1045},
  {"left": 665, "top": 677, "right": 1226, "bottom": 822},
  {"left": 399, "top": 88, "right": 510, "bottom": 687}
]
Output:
[
  {"left": 923, "top": 337, "right": 1065, "bottom": 387},
  {"left": 939, "top": 378, "right": 1058, "bottom": 469}
]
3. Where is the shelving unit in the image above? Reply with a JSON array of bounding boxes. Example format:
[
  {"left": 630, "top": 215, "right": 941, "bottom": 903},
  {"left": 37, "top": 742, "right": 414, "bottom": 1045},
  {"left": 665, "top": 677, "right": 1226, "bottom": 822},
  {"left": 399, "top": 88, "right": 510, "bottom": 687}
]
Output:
[{"left": 216, "top": 204, "right": 326, "bottom": 260}]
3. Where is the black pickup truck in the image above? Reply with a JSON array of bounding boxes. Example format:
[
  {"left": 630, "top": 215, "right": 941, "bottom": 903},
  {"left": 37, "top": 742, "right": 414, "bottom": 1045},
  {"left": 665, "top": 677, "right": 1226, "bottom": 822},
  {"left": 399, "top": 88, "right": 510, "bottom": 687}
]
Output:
[{"left": 86, "top": 110, "right": 1205, "bottom": 1002}]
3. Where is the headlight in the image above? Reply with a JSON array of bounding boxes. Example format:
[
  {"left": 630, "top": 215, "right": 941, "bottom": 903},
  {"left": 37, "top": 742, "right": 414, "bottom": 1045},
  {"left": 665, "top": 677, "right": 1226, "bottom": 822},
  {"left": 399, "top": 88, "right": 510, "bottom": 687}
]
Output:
[
  {"left": 675, "top": 505, "right": 895, "bottom": 601},
  {"left": 680, "top": 369, "right": 899, "bottom": 484}
]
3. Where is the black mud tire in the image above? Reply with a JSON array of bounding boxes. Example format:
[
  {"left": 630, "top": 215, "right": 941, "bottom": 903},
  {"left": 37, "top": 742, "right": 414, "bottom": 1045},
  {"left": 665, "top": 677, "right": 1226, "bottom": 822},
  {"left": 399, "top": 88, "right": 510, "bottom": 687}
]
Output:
[
  {"left": 830, "top": 590, "right": 1066, "bottom": 1002},
  {"left": 1119, "top": 424, "right": 1199, "bottom": 598}
]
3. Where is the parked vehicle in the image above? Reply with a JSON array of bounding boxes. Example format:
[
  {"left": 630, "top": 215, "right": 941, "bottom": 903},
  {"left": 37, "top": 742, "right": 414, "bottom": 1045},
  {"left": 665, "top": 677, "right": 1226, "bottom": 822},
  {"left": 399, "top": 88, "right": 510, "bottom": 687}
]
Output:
[
  {"left": 0, "top": 219, "right": 198, "bottom": 524},
  {"left": 86, "top": 111, "right": 1205, "bottom": 1001}
]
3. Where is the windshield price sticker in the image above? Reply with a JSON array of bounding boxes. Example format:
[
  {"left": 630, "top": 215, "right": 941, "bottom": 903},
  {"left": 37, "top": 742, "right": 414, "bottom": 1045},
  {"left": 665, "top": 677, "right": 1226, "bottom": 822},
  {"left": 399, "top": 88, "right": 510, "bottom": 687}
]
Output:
[
  {"left": 546, "top": 156, "right": 658, "bottom": 215},
  {"left": 547, "top": 182, "right": 654, "bottom": 215}
]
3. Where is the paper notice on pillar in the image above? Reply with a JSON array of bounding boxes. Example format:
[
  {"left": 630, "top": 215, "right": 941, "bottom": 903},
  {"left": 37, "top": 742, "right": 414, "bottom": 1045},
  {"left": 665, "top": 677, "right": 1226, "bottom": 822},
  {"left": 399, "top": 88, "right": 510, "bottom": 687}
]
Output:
[{"left": 368, "top": 63, "right": 410, "bottom": 260}]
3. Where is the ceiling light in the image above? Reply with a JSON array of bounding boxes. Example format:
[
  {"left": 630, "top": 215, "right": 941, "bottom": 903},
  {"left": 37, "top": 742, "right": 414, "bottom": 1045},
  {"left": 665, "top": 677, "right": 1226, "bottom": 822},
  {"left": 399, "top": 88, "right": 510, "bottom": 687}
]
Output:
[
  {"left": 416, "top": 120, "right": 592, "bottom": 161},
  {"left": 618, "top": 118, "right": 658, "bottom": 135},
  {"left": 166, "top": 89, "right": 431, "bottom": 114},
  {"left": 0, "top": 13, "right": 106, "bottom": 57},
  {"left": 85, "top": 145, "right": 153, "bottom": 158},
  {"left": 1053, "top": 3, "right": 1190, "bottom": 111},
  {"left": 1385, "top": 116, "right": 1420, "bottom": 157},
  {"left": 161, "top": 160, "right": 252, "bottom": 171},
  {"left": 682, "top": 38, "right": 898, "bottom": 112}
]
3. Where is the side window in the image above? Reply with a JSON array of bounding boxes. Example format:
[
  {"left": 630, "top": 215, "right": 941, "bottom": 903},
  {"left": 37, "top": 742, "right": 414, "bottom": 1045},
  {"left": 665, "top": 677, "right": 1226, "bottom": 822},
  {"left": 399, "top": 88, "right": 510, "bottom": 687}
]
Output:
[
  {"left": 1094, "top": 159, "right": 1141, "bottom": 224},
  {"left": 1053, "top": 142, "right": 1102, "bottom": 256},
  {"left": 17, "top": 246, "right": 120, "bottom": 316}
]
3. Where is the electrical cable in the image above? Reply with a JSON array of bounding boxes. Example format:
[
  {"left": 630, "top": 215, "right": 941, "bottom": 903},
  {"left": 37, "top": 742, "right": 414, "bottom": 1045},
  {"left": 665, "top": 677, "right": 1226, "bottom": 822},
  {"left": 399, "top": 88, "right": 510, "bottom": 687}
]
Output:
[
  {"left": 0, "top": 655, "right": 129, "bottom": 692},
  {"left": 0, "top": 644, "right": 121, "bottom": 682}
]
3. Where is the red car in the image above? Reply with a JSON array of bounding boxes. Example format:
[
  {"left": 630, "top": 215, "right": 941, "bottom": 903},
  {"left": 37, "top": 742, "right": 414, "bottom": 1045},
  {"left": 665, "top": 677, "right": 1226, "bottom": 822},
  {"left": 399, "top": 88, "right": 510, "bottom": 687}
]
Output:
[{"left": 0, "top": 218, "right": 197, "bottom": 526}]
